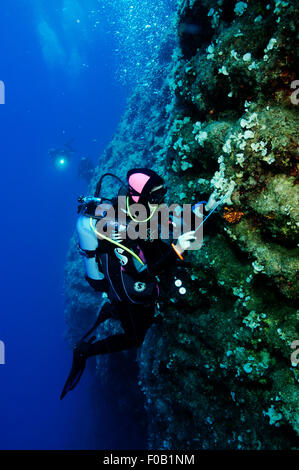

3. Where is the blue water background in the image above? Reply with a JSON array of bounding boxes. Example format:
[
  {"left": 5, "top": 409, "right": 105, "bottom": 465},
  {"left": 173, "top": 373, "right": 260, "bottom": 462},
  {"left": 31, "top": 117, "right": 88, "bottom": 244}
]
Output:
[{"left": 0, "top": 0, "right": 175, "bottom": 449}]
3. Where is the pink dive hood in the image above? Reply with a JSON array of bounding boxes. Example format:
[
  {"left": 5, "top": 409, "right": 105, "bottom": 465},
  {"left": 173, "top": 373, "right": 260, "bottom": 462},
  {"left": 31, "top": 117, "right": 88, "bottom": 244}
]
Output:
[{"left": 127, "top": 168, "right": 165, "bottom": 204}]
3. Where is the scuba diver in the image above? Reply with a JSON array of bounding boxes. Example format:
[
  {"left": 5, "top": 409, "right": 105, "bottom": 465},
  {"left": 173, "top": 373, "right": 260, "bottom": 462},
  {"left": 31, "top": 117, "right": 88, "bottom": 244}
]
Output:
[
  {"left": 60, "top": 168, "right": 198, "bottom": 400},
  {"left": 49, "top": 140, "right": 75, "bottom": 170},
  {"left": 49, "top": 140, "right": 95, "bottom": 182}
]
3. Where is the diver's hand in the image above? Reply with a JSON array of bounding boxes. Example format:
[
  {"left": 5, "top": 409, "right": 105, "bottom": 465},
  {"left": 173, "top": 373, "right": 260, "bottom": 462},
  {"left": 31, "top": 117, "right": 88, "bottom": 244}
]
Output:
[{"left": 175, "top": 231, "right": 196, "bottom": 254}]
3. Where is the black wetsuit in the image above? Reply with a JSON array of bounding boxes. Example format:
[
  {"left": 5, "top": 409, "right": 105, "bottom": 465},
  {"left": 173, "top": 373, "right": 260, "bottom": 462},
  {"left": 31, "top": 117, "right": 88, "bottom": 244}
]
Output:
[
  {"left": 82, "top": 301, "right": 155, "bottom": 357},
  {"left": 83, "top": 209, "right": 180, "bottom": 357}
]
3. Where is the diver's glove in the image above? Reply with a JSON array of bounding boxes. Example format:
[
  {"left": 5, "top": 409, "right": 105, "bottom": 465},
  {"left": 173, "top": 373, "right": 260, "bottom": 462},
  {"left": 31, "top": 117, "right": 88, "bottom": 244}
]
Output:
[{"left": 175, "top": 231, "right": 196, "bottom": 255}]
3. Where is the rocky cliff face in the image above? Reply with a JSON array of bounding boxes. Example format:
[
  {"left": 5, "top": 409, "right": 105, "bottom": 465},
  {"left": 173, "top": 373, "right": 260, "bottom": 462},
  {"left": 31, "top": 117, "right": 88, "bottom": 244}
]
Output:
[{"left": 65, "top": 0, "right": 298, "bottom": 450}]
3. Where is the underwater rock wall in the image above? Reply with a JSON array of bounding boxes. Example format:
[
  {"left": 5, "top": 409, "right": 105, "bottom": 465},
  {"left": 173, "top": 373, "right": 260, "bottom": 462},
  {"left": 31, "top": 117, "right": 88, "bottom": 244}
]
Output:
[{"left": 65, "top": 0, "right": 298, "bottom": 450}]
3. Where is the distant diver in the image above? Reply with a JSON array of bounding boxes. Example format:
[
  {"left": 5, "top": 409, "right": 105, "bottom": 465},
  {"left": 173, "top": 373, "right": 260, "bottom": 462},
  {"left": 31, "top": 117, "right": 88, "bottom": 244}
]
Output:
[
  {"left": 60, "top": 168, "right": 199, "bottom": 400},
  {"left": 49, "top": 140, "right": 75, "bottom": 169}
]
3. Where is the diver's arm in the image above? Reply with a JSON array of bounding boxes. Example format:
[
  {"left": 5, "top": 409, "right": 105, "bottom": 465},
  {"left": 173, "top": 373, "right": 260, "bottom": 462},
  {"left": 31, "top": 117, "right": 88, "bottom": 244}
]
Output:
[
  {"left": 76, "top": 215, "right": 105, "bottom": 282},
  {"left": 142, "top": 240, "right": 182, "bottom": 276},
  {"left": 144, "top": 228, "right": 199, "bottom": 275},
  {"left": 174, "top": 231, "right": 196, "bottom": 255}
]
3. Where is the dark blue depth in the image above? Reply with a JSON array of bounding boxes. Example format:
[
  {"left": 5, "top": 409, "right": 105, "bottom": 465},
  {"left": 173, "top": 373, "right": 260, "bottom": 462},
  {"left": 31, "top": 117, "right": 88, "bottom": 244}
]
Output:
[{"left": 0, "top": 0, "right": 132, "bottom": 449}]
